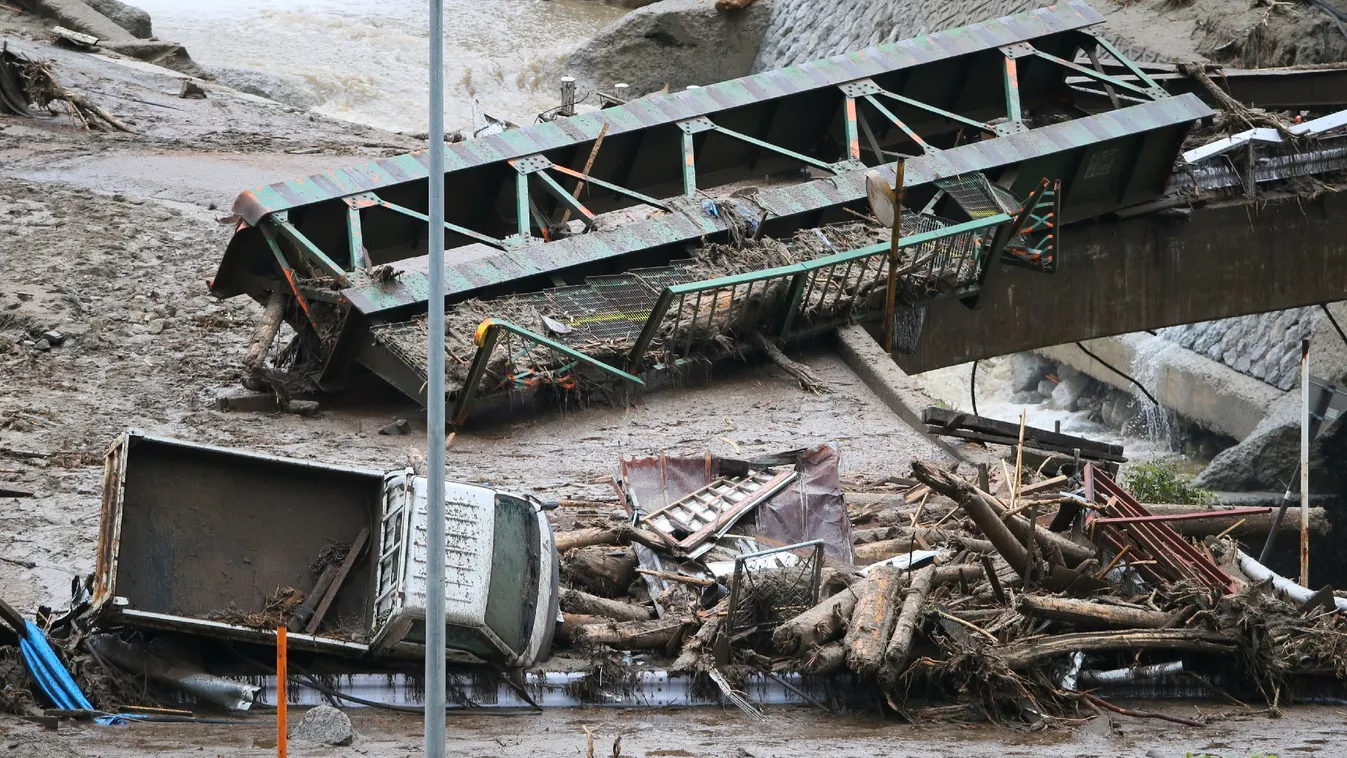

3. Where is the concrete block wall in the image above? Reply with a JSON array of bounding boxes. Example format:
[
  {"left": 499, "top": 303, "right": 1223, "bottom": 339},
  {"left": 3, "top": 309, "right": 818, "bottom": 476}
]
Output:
[{"left": 1158, "top": 308, "right": 1320, "bottom": 391}]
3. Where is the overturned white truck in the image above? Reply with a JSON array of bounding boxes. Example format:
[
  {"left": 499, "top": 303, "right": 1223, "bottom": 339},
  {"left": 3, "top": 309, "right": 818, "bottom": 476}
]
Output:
[{"left": 86, "top": 431, "right": 558, "bottom": 668}]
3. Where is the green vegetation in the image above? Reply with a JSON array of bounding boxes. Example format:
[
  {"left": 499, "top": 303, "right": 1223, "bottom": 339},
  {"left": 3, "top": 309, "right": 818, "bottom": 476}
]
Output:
[{"left": 1123, "top": 457, "right": 1218, "bottom": 505}]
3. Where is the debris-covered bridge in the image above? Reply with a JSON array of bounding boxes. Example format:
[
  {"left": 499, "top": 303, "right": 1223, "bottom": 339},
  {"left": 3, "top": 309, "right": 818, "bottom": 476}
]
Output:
[{"left": 208, "top": 1, "right": 1345, "bottom": 420}]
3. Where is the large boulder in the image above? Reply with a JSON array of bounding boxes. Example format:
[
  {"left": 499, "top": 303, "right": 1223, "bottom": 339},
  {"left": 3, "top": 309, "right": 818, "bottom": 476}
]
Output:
[
  {"left": 16, "top": 0, "right": 135, "bottom": 41},
  {"left": 86, "top": 0, "right": 152, "bottom": 39},
  {"left": 567, "top": 0, "right": 773, "bottom": 97},
  {"left": 1196, "top": 391, "right": 1345, "bottom": 492},
  {"left": 210, "top": 66, "right": 321, "bottom": 109},
  {"left": 1010, "top": 353, "right": 1051, "bottom": 394},
  {"left": 291, "top": 705, "right": 355, "bottom": 746}
]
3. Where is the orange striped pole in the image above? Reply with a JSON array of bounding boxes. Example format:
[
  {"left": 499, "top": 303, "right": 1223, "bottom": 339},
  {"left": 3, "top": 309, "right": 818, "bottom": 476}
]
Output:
[{"left": 277, "top": 626, "right": 288, "bottom": 758}]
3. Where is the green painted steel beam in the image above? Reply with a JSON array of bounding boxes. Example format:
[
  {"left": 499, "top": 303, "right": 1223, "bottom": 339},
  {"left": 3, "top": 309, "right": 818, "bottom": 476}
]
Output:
[
  {"left": 710, "top": 123, "right": 841, "bottom": 173},
  {"left": 454, "top": 318, "right": 644, "bottom": 426},
  {"left": 681, "top": 130, "right": 697, "bottom": 197},
  {"left": 1004, "top": 57, "right": 1024, "bottom": 125},
  {"left": 346, "top": 205, "right": 364, "bottom": 269},
  {"left": 272, "top": 217, "right": 348, "bottom": 285},
  {"left": 872, "top": 87, "right": 993, "bottom": 134},
  {"left": 548, "top": 164, "right": 669, "bottom": 210},
  {"left": 861, "top": 95, "right": 931, "bottom": 152},
  {"left": 1032, "top": 49, "right": 1156, "bottom": 97},
  {"left": 336, "top": 95, "right": 1212, "bottom": 318},
  {"left": 375, "top": 197, "right": 507, "bottom": 250},
  {"left": 226, "top": 2, "right": 1107, "bottom": 226},
  {"left": 515, "top": 173, "right": 532, "bottom": 240},
  {"left": 1088, "top": 32, "right": 1163, "bottom": 91},
  {"left": 535, "top": 170, "right": 596, "bottom": 228}
]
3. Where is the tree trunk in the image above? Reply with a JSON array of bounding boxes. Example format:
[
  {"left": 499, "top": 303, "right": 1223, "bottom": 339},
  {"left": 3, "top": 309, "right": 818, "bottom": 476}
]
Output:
[
  {"left": 560, "top": 588, "right": 653, "bottom": 622},
  {"left": 1143, "top": 504, "right": 1330, "bottom": 537},
  {"left": 982, "top": 492, "right": 1095, "bottom": 564},
  {"left": 673, "top": 601, "right": 725, "bottom": 672},
  {"left": 912, "top": 461, "right": 1031, "bottom": 577},
  {"left": 557, "top": 613, "right": 606, "bottom": 642},
  {"left": 801, "top": 642, "right": 846, "bottom": 675},
  {"left": 561, "top": 546, "right": 637, "bottom": 597},
  {"left": 882, "top": 565, "right": 935, "bottom": 681},
  {"left": 772, "top": 577, "right": 867, "bottom": 655},
  {"left": 997, "top": 629, "right": 1235, "bottom": 669},
  {"left": 843, "top": 566, "right": 903, "bottom": 677},
  {"left": 1015, "top": 595, "right": 1173, "bottom": 629},
  {"left": 571, "top": 617, "right": 691, "bottom": 650},
  {"left": 556, "top": 528, "right": 620, "bottom": 554},
  {"left": 244, "top": 291, "right": 285, "bottom": 371}
]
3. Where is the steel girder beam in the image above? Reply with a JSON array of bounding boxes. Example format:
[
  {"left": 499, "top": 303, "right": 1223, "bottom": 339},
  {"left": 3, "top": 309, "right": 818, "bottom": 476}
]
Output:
[
  {"left": 1069, "top": 67, "right": 1347, "bottom": 112},
  {"left": 212, "top": 2, "right": 1194, "bottom": 306}
]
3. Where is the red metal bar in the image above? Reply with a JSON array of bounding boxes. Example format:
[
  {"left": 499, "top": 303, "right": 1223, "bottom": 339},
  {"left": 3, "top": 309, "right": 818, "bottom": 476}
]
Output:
[{"left": 1093, "top": 507, "right": 1271, "bottom": 525}]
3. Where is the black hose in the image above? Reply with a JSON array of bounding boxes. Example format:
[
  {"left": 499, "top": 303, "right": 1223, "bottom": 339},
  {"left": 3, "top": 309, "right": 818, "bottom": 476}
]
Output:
[
  {"left": 970, "top": 360, "right": 979, "bottom": 416},
  {"left": 1321, "top": 303, "right": 1347, "bottom": 347},
  {"left": 1074, "top": 341, "right": 1160, "bottom": 407}
]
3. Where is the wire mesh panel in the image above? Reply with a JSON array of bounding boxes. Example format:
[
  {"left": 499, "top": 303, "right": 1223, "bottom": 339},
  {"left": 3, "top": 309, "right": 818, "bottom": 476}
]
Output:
[{"left": 725, "top": 541, "right": 825, "bottom": 638}]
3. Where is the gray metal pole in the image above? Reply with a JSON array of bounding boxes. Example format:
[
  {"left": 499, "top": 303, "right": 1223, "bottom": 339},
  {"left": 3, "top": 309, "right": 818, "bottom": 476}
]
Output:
[{"left": 425, "top": 0, "right": 447, "bottom": 755}]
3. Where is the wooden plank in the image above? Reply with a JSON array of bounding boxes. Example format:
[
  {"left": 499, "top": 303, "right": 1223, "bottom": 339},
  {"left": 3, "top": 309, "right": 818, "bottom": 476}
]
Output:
[
  {"left": 304, "top": 526, "right": 370, "bottom": 635},
  {"left": 924, "top": 425, "right": 1127, "bottom": 463},
  {"left": 922, "top": 406, "right": 1124, "bottom": 458}
]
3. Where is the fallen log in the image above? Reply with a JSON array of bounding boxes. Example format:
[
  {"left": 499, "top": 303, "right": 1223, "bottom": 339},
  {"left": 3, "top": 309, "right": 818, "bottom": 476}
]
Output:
[
  {"left": 571, "top": 617, "right": 690, "bottom": 650},
  {"left": 1015, "top": 595, "right": 1172, "bottom": 630},
  {"left": 980, "top": 490, "right": 1096, "bottom": 565},
  {"left": 554, "top": 525, "right": 669, "bottom": 554},
  {"left": 843, "top": 566, "right": 903, "bottom": 677},
  {"left": 561, "top": 546, "right": 637, "bottom": 597},
  {"left": 997, "top": 629, "right": 1235, "bottom": 669},
  {"left": 882, "top": 565, "right": 935, "bottom": 680},
  {"left": 560, "top": 588, "right": 653, "bottom": 622},
  {"left": 244, "top": 290, "right": 285, "bottom": 371},
  {"left": 555, "top": 528, "right": 619, "bottom": 554},
  {"left": 801, "top": 642, "right": 847, "bottom": 675},
  {"left": 557, "top": 613, "right": 606, "bottom": 642},
  {"left": 913, "top": 461, "right": 1031, "bottom": 577},
  {"left": 773, "top": 576, "right": 869, "bottom": 655},
  {"left": 673, "top": 603, "right": 724, "bottom": 672},
  {"left": 1145, "top": 504, "right": 1329, "bottom": 537},
  {"left": 854, "top": 533, "right": 996, "bottom": 563}
]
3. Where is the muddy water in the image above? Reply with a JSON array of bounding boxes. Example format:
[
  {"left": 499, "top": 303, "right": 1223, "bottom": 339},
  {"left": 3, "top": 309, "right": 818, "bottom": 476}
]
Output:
[{"left": 130, "top": 0, "right": 624, "bottom": 133}]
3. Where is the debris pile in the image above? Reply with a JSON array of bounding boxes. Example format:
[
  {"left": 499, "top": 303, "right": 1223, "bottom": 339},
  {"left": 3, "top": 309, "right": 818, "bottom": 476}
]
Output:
[
  {"left": 0, "top": 43, "right": 130, "bottom": 130},
  {"left": 545, "top": 436, "right": 1347, "bottom": 725}
]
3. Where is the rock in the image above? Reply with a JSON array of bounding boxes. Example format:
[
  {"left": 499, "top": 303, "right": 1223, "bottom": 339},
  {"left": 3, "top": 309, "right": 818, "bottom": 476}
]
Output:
[
  {"left": 1035, "top": 378, "right": 1056, "bottom": 400},
  {"left": 292, "top": 705, "right": 355, "bottom": 746},
  {"left": 86, "top": 0, "right": 152, "bottom": 38},
  {"left": 286, "top": 399, "right": 321, "bottom": 416},
  {"left": 22, "top": 0, "right": 136, "bottom": 42},
  {"left": 1049, "top": 372, "right": 1091, "bottom": 411},
  {"left": 210, "top": 66, "right": 322, "bottom": 109},
  {"left": 568, "top": 0, "right": 773, "bottom": 97},
  {"left": 34, "top": 338, "right": 51, "bottom": 352},
  {"left": 147, "top": 318, "right": 166, "bottom": 334},
  {"left": 101, "top": 40, "right": 209, "bottom": 79},
  {"left": 41, "top": 330, "right": 65, "bottom": 346},
  {"left": 1010, "top": 353, "right": 1051, "bottom": 393},
  {"left": 215, "top": 387, "right": 278, "bottom": 413},
  {"left": 379, "top": 418, "right": 411, "bottom": 435}
]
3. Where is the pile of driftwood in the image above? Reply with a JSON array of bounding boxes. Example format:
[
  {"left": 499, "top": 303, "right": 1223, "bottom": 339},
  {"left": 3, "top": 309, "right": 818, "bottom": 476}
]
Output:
[{"left": 551, "top": 458, "right": 1344, "bottom": 725}]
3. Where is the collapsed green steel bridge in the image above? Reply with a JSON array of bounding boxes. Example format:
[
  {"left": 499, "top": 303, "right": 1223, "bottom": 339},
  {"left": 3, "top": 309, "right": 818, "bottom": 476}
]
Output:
[{"left": 209, "top": 2, "right": 1213, "bottom": 422}]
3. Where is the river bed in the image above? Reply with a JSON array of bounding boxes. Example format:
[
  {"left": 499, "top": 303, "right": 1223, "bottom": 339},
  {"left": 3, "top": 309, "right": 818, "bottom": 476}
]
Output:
[{"left": 131, "top": 0, "right": 623, "bottom": 133}]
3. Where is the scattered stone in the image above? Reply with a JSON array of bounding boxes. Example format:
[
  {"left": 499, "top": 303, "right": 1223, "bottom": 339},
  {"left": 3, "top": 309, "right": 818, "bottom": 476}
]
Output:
[
  {"left": 1010, "top": 353, "right": 1052, "bottom": 393},
  {"left": 86, "top": 0, "right": 153, "bottom": 39},
  {"left": 379, "top": 418, "right": 411, "bottom": 435},
  {"left": 34, "top": 339, "right": 51, "bottom": 352},
  {"left": 179, "top": 80, "right": 207, "bottom": 99},
  {"left": 147, "top": 318, "right": 166, "bottom": 334},
  {"left": 291, "top": 705, "right": 355, "bottom": 746},
  {"left": 285, "top": 399, "right": 321, "bottom": 417},
  {"left": 41, "top": 330, "right": 65, "bottom": 346},
  {"left": 214, "top": 387, "right": 278, "bottom": 413}
]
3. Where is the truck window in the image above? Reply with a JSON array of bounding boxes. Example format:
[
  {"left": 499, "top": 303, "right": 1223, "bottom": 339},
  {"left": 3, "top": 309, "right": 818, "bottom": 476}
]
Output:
[{"left": 484, "top": 494, "right": 540, "bottom": 657}]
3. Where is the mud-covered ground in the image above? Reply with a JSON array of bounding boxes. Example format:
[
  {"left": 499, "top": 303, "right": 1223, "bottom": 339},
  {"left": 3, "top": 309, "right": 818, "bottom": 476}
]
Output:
[
  {"left": 2, "top": 7, "right": 1344, "bottom": 756},
  {"left": 6, "top": 702, "right": 1346, "bottom": 757}
]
